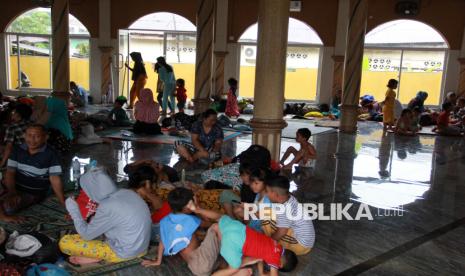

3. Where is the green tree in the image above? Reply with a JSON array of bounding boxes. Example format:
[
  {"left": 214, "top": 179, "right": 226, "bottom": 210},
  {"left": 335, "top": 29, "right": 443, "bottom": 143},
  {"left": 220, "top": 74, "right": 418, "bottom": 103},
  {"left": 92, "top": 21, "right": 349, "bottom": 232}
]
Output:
[
  {"left": 8, "top": 11, "right": 51, "bottom": 34},
  {"left": 76, "top": 42, "right": 89, "bottom": 57}
]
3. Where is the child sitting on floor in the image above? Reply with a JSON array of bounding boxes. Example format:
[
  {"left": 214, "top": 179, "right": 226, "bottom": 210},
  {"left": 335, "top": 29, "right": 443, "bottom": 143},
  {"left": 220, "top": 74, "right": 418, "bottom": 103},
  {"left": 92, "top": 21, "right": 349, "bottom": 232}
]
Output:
[
  {"left": 436, "top": 102, "right": 463, "bottom": 136},
  {"left": 219, "top": 162, "right": 257, "bottom": 218},
  {"left": 262, "top": 175, "right": 315, "bottom": 255},
  {"left": 128, "top": 165, "right": 171, "bottom": 242},
  {"left": 142, "top": 187, "right": 222, "bottom": 276},
  {"left": 189, "top": 200, "right": 298, "bottom": 275},
  {"left": 108, "top": 96, "right": 131, "bottom": 127},
  {"left": 234, "top": 168, "right": 271, "bottom": 232},
  {"left": 280, "top": 128, "right": 316, "bottom": 170},
  {"left": 395, "top": 109, "right": 416, "bottom": 136}
]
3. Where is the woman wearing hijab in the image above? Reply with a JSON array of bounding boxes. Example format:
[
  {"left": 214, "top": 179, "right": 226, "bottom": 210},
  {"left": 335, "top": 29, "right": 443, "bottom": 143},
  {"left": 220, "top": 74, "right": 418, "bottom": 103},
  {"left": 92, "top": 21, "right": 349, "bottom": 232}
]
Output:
[
  {"left": 155, "top": 57, "right": 176, "bottom": 116},
  {"left": 407, "top": 91, "right": 429, "bottom": 113},
  {"left": 126, "top": 52, "right": 147, "bottom": 109},
  {"left": 46, "top": 97, "right": 73, "bottom": 152},
  {"left": 133, "top": 88, "right": 162, "bottom": 135}
]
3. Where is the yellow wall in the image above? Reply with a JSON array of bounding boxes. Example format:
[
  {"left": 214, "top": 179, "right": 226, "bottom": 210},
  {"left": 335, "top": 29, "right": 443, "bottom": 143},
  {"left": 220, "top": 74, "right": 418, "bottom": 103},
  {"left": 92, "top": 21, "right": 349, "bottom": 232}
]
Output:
[
  {"left": 8, "top": 56, "right": 443, "bottom": 106},
  {"left": 239, "top": 66, "right": 318, "bottom": 101},
  {"left": 361, "top": 71, "right": 442, "bottom": 105},
  {"left": 9, "top": 55, "right": 89, "bottom": 90}
]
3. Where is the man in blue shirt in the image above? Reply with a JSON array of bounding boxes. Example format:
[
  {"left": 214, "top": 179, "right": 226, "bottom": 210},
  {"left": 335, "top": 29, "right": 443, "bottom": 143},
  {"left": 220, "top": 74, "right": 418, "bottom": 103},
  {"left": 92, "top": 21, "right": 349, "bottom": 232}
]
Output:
[
  {"left": 70, "top": 81, "right": 88, "bottom": 106},
  {"left": 0, "top": 124, "right": 65, "bottom": 223}
]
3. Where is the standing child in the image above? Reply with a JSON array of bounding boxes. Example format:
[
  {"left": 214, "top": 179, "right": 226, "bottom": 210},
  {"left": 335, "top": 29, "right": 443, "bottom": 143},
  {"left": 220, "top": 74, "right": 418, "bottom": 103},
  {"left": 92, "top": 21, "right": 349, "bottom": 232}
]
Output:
[
  {"left": 383, "top": 79, "right": 398, "bottom": 131},
  {"left": 225, "top": 78, "right": 240, "bottom": 118},
  {"left": 280, "top": 128, "right": 316, "bottom": 171},
  {"left": 395, "top": 109, "right": 416, "bottom": 136},
  {"left": 262, "top": 175, "right": 315, "bottom": 255},
  {"left": 175, "top": 79, "right": 187, "bottom": 113}
]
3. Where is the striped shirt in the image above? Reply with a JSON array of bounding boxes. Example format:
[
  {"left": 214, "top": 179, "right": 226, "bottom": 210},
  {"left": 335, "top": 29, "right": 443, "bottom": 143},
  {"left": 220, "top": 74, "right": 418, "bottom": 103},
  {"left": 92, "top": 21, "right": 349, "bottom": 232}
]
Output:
[
  {"left": 7, "top": 144, "right": 62, "bottom": 195},
  {"left": 276, "top": 195, "right": 315, "bottom": 248}
]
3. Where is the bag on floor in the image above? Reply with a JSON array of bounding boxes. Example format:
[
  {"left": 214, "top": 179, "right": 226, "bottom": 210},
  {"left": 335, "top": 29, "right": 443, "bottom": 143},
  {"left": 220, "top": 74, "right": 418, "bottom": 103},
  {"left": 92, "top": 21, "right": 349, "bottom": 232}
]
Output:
[{"left": 26, "top": 263, "right": 70, "bottom": 276}]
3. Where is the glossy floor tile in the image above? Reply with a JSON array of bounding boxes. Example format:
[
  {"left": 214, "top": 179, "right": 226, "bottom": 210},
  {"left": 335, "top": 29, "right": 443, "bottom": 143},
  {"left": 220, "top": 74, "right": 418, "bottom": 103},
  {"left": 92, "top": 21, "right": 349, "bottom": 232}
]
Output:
[{"left": 64, "top": 119, "right": 465, "bottom": 275}]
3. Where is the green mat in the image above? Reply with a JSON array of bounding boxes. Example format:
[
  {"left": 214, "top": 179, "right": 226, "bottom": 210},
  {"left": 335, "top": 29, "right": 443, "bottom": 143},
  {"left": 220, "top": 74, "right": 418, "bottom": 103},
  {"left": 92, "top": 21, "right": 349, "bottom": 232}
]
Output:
[{"left": 0, "top": 197, "right": 73, "bottom": 238}]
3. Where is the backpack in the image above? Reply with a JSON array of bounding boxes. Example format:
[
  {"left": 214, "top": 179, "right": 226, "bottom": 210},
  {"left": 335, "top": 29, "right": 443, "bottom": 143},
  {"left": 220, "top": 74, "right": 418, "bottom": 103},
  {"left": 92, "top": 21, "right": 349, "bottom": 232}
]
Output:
[{"left": 233, "top": 145, "right": 271, "bottom": 168}]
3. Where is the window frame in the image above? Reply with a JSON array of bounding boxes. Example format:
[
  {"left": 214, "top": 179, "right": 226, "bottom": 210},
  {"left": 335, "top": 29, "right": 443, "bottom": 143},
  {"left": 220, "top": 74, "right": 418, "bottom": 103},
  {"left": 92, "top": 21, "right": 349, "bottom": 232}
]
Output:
[
  {"left": 4, "top": 31, "right": 91, "bottom": 93},
  {"left": 363, "top": 45, "right": 448, "bottom": 105}
]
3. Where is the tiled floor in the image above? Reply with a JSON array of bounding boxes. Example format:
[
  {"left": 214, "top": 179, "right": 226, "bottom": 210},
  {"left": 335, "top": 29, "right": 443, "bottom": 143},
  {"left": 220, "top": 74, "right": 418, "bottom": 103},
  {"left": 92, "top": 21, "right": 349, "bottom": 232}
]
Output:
[{"left": 63, "top": 119, "right": 465, "bottom": 275}]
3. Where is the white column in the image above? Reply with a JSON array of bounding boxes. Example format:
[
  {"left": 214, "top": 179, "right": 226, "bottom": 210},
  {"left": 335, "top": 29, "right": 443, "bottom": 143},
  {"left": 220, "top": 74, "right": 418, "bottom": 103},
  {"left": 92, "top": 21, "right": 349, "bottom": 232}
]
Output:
[
  {"left": 212, "top": 0, "right": 229, "bottom": 97},
  {"left": 316, "top": 46, "right": 335, "bottom": 104},
  {"left": 442, "top": 50, "right": 460, "bottom": 98},
  {"left": 340, "top": 0, "right": 368, "bottom": 133},
  {"left": 224, "top": 42, "right": 241, "bottom": 94},
  {"left": 93, "top": 0, "right": 114, "bottom": 104},
  {"left": 0, "top": 33, "right": 7, "bottom": 93},
  {"left": 250, "top": 0, "right": 290, "bottom": 161}
]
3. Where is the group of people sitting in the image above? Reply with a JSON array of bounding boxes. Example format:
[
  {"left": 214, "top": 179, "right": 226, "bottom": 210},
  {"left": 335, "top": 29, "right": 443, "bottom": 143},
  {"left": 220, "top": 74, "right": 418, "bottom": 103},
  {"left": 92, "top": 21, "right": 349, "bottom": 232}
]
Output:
[
  {"left": 0, "top": 123, "right": 316, "bottom": 275},
  {"left": 394, "top": 91, "right": 465, "bottom": 136}
]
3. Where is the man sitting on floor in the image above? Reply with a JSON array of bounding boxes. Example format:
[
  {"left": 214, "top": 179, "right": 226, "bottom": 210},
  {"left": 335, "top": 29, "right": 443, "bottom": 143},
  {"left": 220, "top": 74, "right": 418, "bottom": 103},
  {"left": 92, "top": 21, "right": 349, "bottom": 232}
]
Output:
[{"left": 0, "top": 124, "right": 65, "bottom": 223}]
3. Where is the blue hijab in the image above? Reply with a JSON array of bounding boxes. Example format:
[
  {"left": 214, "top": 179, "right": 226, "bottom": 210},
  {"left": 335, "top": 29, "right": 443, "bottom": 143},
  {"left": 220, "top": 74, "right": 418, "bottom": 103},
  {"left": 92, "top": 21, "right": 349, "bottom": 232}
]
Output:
[{"left": 45, "top": 97, "right": 73, "bottom": 140}]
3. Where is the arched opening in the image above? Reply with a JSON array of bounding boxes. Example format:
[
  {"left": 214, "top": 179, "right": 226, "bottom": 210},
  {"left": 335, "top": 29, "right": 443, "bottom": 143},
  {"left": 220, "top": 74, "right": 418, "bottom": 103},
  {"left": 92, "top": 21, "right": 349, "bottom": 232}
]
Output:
[
  {"left": 361, "top": 20, "right": 448, "bottom": 106},
  {"left": 5, "top": 8, "right": 90, "bottom": 91},
  {"left": 238, "top": 18, "right": 323, "bottom": 101},
  {"left": 117, "top": 12, "right": 196, "bottom": 100}
]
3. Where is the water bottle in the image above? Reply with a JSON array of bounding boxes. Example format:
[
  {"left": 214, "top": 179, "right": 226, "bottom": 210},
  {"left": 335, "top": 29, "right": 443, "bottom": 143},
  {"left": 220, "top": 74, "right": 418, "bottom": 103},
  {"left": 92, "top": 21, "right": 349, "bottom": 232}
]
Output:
[{"left": 72, "top": 158, "right": 81, "bottom": 190}]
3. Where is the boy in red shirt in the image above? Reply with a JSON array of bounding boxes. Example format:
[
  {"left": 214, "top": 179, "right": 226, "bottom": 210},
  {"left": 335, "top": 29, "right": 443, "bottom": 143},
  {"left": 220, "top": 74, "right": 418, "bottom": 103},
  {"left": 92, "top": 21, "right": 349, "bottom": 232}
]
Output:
[
  {"left": 437, "top": 102, "right": 463, "bottom": 136},
  {"left": 189, "top": 201, "right": 298, "bottom": 276},
  {"left": 176, "top": 79, "right": 187, "bottom": 113}
]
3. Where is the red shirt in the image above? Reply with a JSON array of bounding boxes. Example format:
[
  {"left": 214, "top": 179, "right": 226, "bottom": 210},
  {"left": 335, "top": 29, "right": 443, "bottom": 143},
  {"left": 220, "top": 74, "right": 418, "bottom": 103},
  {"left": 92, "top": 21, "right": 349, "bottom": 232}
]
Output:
[
  {"left": 176, "top": 87, "right": 187, "bottom": 102},
  {"left": 242, "top": 227, "right": 283, "bottom": 269},
  {"left": 151, "top": 201, "right": 171, "bottom": 223},
  {"left": 437, "top": 111, "right": 450, "bottom": 128}
]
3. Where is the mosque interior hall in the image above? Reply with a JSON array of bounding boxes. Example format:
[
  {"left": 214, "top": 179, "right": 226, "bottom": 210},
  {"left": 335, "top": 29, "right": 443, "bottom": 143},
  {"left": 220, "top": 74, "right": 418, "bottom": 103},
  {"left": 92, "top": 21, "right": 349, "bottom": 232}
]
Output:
[{"left": 0, "top": 0, "right": 464, "bottom": 275}]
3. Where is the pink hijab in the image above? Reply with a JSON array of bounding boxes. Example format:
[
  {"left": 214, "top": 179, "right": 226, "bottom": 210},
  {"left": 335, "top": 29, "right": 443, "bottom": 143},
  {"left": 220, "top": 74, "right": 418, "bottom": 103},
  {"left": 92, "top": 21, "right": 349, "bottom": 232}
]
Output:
[{"left": 134, "top": 88, "right": 160, "bottom": 123}]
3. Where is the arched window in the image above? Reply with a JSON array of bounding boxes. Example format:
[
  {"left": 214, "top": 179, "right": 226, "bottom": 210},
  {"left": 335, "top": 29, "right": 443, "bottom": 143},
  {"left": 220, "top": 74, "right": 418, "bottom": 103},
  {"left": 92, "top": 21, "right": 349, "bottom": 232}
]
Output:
[
  {"left": 5, "top": 8, "right": 90, "bottom": 91},
  {"left": 117, "top": 12, "right": 196, "bottom": 99},
  {"left": 361, "top": 20, "right": 448, "bottom": 105},
  {"left": 238, "top": 18, "right": 323, "bottom": 101}
]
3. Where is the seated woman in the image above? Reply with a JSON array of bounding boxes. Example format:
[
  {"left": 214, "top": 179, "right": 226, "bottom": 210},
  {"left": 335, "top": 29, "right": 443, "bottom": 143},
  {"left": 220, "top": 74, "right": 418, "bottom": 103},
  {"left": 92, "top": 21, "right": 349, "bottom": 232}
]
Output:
[
  {"left": 60, "top": 167, "right": 151, "bottom": 264},
  {"left": 174, "top": 109, "right": 224, "bottom": 163},
  {"left": 32, "top": 96, "right": 73, "bottom": 153},
  {"left": 133, "top": 88, "right": 162, "bottom": 135},
  {"left": 395, "top": 109, "right": 416, "bottom": 136},
  {"left": 359, "top": 95, "right": 382, "bottom": 121},
  {"left": 407, "top": 91, "right": 429, "bottom": 113}
]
